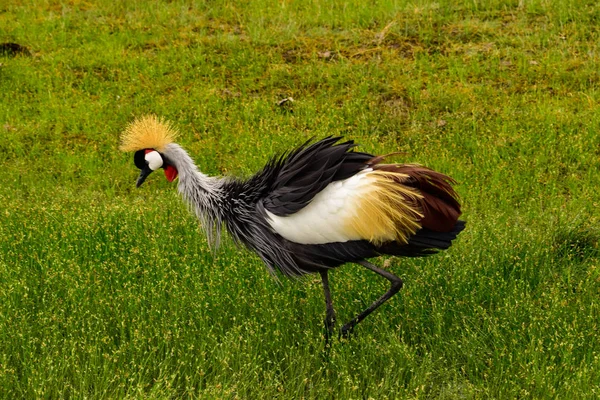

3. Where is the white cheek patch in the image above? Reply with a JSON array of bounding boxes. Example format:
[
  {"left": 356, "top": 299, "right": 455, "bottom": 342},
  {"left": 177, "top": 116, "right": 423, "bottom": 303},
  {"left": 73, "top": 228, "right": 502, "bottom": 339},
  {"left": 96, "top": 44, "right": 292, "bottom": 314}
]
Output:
[{"left": 145, "top": 151, "right": 164, "bottom": 171}]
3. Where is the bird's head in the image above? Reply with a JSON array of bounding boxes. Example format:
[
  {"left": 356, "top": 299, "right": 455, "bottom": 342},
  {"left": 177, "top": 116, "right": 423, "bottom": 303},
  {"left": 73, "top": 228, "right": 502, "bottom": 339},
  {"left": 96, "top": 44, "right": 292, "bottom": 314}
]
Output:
[
  {"left": 132, "top": 148, "right": 178, "bottom": 187},
  {"left": 120, "top": 115, "right": 179, "bottom": 187}
]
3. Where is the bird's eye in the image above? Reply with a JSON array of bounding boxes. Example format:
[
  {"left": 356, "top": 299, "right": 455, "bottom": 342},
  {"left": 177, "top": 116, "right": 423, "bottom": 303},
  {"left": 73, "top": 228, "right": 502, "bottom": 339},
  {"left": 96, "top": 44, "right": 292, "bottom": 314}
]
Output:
[{"left": 145, "top": 150, "right": 164, "bottom": 171}]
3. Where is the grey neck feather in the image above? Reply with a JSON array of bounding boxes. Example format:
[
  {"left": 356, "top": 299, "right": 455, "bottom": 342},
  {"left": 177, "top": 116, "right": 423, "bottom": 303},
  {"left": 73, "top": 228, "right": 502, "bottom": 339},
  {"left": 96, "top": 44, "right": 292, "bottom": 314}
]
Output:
[{"left": 162, "top": 143, "right": 225, "bottom": 248}]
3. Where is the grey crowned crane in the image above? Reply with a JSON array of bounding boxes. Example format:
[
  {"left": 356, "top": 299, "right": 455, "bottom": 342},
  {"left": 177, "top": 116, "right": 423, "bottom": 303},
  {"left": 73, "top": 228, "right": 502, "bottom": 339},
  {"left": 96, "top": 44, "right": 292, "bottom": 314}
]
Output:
[{"left": 121, "top": 115, "right": 465, "bottom": 338}]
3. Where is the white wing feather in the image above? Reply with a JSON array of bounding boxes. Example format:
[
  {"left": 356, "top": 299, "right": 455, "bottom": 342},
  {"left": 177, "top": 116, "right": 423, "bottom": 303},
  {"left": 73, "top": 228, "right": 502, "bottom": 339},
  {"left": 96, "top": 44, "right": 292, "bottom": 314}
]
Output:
[{"left": 265, "top": 170, "right": 374, "bottom": 245}]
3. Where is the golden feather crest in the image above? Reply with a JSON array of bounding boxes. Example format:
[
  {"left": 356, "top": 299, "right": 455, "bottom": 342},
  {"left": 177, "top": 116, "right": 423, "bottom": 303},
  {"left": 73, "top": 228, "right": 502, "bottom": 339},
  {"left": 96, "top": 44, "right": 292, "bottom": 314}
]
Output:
[{"left": 119, "top": 115, "right": 178, "bottom": 152}]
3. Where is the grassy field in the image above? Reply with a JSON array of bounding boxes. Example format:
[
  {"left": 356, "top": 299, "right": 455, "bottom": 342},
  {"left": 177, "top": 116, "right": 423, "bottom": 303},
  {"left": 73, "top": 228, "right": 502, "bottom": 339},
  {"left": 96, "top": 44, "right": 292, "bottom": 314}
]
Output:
[{"left": 1, "top": 0, "right": 600, "bottom": 398}]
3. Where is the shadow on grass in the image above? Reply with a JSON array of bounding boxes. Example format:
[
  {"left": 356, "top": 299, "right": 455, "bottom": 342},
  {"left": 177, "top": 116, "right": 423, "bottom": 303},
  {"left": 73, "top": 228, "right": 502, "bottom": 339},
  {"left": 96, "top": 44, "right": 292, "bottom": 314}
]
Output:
[{"left": 552, "top": 225, "right": 599, "bottom": 262}]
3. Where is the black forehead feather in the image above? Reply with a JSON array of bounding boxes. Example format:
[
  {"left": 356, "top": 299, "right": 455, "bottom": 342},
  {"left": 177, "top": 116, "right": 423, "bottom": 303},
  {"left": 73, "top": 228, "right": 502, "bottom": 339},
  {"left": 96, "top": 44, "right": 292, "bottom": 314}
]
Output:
[{"left": 134, "top": 150, "right": 146, "bottom": 170}]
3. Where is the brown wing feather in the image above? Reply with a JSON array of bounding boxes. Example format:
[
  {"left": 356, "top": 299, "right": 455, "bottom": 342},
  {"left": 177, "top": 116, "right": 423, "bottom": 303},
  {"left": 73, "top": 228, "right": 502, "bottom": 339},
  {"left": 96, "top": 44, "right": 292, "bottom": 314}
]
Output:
[{"left": 372, "top": 163, "right": 461, "bottom": 233}]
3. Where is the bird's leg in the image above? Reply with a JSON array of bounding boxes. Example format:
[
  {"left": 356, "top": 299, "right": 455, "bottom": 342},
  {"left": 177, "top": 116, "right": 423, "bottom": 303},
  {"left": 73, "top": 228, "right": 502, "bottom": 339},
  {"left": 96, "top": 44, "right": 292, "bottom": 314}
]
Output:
[
  {"left": 340, "top": 260, "right": 403, "bottom": 338},
  {"left": 319, "top": 270, "right": 336, "bottom": 341}
]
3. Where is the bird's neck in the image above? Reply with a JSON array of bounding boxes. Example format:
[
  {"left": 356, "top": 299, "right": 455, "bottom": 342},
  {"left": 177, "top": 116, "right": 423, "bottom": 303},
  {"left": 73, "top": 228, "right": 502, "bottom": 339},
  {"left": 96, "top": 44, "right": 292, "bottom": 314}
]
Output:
[
  {"left": 163, "top": 143, "right": 219, "bottom": 192},
  {"left": 163, "top": 143, "right": 225, "bottom": 246}
]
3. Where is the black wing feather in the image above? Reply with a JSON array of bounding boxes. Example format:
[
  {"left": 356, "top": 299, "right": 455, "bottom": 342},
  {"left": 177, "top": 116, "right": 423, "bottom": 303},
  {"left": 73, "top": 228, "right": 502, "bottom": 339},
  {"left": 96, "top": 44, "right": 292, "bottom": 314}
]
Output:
[
  {"left": 284, "top": 220, "right": 466, "bottom": 270},
  {"left": 262, "top": 137, "right": 374, "bottom": 216}
]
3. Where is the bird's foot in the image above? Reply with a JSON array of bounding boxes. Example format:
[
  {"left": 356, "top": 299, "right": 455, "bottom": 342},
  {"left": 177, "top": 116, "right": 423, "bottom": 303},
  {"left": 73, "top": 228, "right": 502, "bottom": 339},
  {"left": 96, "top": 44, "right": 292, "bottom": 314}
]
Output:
[{"left": 339, "top": 323, "right": 356, "bottom": 340}]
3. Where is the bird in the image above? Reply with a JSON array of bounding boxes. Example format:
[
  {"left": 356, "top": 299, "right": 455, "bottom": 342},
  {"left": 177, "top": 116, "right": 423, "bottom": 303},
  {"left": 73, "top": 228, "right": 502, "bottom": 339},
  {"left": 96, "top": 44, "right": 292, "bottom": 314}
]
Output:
[{"left": 120, "top": 115, "right": 465, "bottom": 338}]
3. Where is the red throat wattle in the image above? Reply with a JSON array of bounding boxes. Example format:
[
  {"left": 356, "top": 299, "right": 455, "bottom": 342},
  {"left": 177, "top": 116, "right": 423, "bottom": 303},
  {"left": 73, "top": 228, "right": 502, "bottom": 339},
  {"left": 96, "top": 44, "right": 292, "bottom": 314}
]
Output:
[{"left": 164, "top": 165, "right": 178, "bottom": 182}]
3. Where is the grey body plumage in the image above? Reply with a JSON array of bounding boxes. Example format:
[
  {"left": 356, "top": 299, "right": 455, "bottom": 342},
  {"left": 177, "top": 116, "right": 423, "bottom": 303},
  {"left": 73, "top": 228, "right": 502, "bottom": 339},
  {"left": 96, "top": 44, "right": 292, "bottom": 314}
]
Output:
[
  {"left": 163, "top": 143, "right": 301, "bottom": 277},
  {"left": 164, "top": 141, "right": 354, "bottom": 278}
]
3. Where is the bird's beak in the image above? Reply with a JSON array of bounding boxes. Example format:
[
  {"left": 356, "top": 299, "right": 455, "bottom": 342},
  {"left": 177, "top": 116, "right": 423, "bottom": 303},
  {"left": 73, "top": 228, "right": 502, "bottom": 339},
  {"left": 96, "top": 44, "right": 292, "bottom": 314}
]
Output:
[{"left": 136, "top": 166, "right": 153, "bottom": 188}]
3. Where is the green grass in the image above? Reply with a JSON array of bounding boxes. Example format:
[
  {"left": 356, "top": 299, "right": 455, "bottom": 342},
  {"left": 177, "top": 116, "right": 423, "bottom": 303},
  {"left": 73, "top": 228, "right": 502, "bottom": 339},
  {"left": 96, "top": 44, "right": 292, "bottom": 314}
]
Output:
[{"left": 1, "top": 0, "right": 600, "bottom": 398}]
